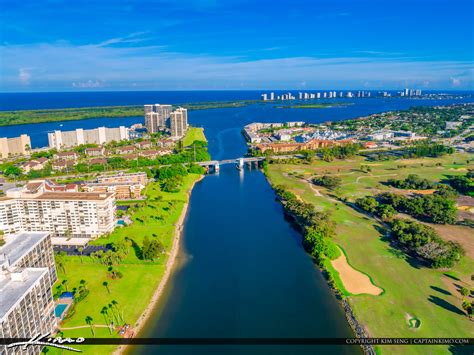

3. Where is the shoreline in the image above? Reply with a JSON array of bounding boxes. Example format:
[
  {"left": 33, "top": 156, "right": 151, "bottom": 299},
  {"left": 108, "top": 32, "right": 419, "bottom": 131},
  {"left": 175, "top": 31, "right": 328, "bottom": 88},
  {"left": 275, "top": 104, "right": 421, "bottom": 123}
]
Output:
[{"left": 114, "top": 174, "right": 205, "bottom": 355}]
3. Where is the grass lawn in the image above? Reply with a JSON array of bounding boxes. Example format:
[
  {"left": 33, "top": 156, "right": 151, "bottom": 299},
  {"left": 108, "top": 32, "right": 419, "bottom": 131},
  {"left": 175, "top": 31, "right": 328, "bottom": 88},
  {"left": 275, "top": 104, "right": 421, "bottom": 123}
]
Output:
[
  {"left": 47, "top": 173, "right": 202, "bottom": 354},
  {"left": 182, "top": 127, "right": 207, "bottom": 146},
  {"left": 266, "top": 152, "right": 474, "bottom": 355}
]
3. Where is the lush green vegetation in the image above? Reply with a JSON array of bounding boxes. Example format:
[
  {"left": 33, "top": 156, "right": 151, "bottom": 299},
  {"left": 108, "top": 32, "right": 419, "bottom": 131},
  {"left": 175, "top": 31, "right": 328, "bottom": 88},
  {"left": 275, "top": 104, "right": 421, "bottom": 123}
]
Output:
[
  {"left": 386, "top": 174, "right": 436, "bottom": 190},
  {"left": 377, "top": 189, "right": 458, "bottom": 224},
  {"left": 319, "top": 143, "right": 361, "bottom": 162},
  {"left": 390, "top": 218, "right": 464, "bottom": 268},
  {"left": 182, "top": 127, "right": 207, "bottom": 146},
  {"left": 312, "top": 175, "right": 342, "bottom": 189},
  {"left": 272, "top": 185, "right": 340, "bottom": 264},
  {"left": 406, "top": 142, "right": 454, "bottom": 158},
  {"left": 446, "top": 170, "right": 474, "bottom": 196},
  {"left": 0, "top": 101, "right": 259, "bottom": 126}
]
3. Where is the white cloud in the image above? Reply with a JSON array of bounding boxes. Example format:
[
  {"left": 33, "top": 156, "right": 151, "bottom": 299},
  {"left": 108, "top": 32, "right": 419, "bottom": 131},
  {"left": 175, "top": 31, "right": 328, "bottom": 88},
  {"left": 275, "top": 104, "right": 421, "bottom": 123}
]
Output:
[
  {"left": 450, "top": 77, "right": 461, "bottom": 86},
  {"left": 1, "top": 40, "right": 473, "bottom": 91},
  {"left": 18, "top": 68, "right": 31, "bottom": 85},
  {"left": 72, "top": 80, "right": 104, "bottom": 88}
]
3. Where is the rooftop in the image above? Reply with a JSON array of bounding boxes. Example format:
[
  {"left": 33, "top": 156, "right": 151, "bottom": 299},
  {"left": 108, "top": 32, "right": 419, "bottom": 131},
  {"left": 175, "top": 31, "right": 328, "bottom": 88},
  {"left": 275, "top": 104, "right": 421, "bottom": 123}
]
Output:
[
  {"left": 36, "top": 191, "right": 113, "bottom": 201},
  {"left": 0, "top": 232, "right": 50, "bottom": 267},
  {"left": 0, "top": 268, "right": 49, "bottom": 321}
]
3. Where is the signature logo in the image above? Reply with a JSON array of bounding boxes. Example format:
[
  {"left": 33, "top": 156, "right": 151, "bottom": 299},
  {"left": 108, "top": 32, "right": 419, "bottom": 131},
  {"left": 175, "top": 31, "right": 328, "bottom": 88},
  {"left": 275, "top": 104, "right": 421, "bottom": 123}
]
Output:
[{"left": 7, "top": 333, "right": 84, "bottom": 352}]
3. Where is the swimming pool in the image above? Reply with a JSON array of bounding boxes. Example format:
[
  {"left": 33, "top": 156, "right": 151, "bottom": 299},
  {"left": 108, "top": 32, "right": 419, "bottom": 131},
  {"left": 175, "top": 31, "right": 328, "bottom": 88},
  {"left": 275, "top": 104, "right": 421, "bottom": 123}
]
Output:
[{"left": 55, "top": 303, "right": 68, "bottom": 318}]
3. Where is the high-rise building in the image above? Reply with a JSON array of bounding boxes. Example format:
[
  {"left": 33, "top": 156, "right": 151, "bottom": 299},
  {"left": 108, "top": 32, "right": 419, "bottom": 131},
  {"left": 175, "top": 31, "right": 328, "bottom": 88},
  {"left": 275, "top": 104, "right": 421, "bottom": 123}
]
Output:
[
  {"left": 323, "top": 92, "right": 327, "bottom": 98},
  {"left": 0, "top": 135, "right": 31, "bottom": 159},
  {"left": 0, "top": 180, "right": 116, "bottom": 243},
  {"left": 0, "top": 232, "right": 57, "bottom": 354},
  {"left": 48, "top": 127, "right": 129, "bottom": 150},
  {"left": 270, "top": 92, "right": 275, "bottom": 101},
  {"left": 170, "top": 107, "right": 188, "bottom": 138},
  {"left": 262, "top": 94, "right": 268, "bottom": 101},
  {"left": 316, "top": 92, "right": 321, "bottom": 99},
  {"left": 405, "top": 88, "right": 410, "bottom": 97},
  {"left": 144, "top": 104, "right": 173, "bottom": 133}
]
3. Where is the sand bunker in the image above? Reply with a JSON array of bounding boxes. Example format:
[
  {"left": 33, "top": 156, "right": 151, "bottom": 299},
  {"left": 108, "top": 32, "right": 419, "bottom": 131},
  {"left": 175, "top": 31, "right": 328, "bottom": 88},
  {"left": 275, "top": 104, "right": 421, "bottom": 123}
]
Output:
[{"left": 331, "top": 248, "right": 383, "bottom": 295}]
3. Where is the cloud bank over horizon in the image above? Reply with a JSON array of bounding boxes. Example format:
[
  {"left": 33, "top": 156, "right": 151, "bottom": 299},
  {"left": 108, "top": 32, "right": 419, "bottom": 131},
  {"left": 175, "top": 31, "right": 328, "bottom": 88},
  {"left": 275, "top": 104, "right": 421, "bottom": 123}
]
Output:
[{"left": 1, "top": 0, "right": 472, "bottom": 92}]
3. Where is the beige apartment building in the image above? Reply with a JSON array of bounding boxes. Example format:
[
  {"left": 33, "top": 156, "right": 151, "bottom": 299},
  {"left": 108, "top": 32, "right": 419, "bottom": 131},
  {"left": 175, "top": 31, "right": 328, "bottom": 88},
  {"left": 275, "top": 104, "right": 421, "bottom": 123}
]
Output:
[
  {"left": 0, "top": 135, "right": 31, "bottom": 159},
  {"left": 0, "top": 180, "right": 116, "bottom": 244},
  {"left": 84, "top": 172, "right": 147, "bottom": 199},
  {"left": 0, "top": 232, "right": 57, "bottom": 355},
  {"left": 48, "top": 126, "right": 129, "bottom": 150}
]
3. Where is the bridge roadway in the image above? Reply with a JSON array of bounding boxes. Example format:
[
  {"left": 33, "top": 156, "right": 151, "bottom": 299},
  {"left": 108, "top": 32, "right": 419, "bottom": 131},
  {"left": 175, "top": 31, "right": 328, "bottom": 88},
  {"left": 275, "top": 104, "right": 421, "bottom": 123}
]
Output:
[{"left": 197, "top": 156, "right": 266, "bottom": 167}]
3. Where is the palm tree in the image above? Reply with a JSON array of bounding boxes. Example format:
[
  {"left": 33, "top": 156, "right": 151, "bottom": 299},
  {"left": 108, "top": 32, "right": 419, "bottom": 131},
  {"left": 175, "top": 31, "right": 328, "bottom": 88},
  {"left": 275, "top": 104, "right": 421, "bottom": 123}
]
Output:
[
  {"left": 111, "top": 300, "right": 124, "bottom": 324},
  {"left": 103, "top": 281, "right": 110, "bottom": 294},
  {"left": 107, "top": 303, "right": 117, "bottom": 324},
  {"left": 100, "top": 307, "right": 112, "bottom": 334},
  {"left": 85, "top": 316, "right": 95, "bottom": 336},
  {"left": 61, "top": 279, "right": 68, "bottom": 292},
  {"left": 79, "top": 279, "right": 87, "bottom": 291},
  {"left": 78, "top": 247, "right": 84, "bottom": 263}
]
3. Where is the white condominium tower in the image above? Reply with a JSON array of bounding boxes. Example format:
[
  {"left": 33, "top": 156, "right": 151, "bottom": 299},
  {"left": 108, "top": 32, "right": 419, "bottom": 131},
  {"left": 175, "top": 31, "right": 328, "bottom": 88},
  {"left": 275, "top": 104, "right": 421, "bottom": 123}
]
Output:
[
  {"left": 48, "top": 126, "right": 129, "bottom": 150},
  {"left": 0, "top": 180, "right": 116, "bottom": 243},
  {"left": 0, "top": 232, "right": 57, "bottom": 353}
]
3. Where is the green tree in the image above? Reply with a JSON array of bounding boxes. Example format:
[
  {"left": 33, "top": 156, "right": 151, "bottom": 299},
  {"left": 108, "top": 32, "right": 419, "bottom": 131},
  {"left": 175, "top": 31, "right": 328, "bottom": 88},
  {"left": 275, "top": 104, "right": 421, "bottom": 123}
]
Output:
[
  {"left": 61, "top": 279, "right": 68, "bottom": 292},
  {"left": 85, "top": 316, "right": 95, "bottom": 336},
  {"left": 102, "top": 281, "right": 110, "bottom": 294},
  {"left": 78, "top": 247, "right": 84, "bottom": 263}
]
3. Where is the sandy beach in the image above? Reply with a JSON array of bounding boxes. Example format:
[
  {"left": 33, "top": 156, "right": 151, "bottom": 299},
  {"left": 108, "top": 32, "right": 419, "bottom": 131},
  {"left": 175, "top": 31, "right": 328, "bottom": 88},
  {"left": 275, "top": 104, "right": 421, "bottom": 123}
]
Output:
[{"left": 114, "top": 174, "right": 204, "bottom": 355}]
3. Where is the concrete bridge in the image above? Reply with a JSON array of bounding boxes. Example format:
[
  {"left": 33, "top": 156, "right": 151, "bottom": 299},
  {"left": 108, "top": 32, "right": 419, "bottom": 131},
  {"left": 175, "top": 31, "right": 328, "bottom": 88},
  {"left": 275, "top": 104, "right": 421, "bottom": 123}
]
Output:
[{"left": 198, "top": 156, "right": 265, "bottom": 172}]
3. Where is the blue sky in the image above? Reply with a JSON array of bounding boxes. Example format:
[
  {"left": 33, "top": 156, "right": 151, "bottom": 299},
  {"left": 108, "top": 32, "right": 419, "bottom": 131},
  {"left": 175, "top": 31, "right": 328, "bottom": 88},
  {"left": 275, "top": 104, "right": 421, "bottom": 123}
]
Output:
[{"left": 0, "top": 0, "right": 473, "bottom": 91}]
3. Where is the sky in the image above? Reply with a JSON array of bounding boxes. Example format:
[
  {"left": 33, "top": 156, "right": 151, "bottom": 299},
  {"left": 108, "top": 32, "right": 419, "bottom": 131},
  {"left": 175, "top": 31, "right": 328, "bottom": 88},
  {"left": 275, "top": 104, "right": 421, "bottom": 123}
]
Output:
[{"left": 0, "top": 0, "right": 473, "bottom": 92}]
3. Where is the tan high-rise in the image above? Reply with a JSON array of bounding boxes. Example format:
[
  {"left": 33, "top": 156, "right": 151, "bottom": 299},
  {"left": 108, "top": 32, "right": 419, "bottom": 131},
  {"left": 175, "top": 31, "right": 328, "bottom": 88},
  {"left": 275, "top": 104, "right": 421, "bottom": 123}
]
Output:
[
  {"left": 170, "top": 108, "right": 188, "bottom": 138},
  {"left": 0, "top": 135, "right": 31, "bottom": 159}
]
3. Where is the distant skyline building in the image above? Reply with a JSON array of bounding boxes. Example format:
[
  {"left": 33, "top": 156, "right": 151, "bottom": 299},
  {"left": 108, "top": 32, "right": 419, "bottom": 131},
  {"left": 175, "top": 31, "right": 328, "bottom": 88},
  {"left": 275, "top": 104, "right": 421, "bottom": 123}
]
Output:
[{"left": 0, "top": 134, "right": 31, "bottom": 159}]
